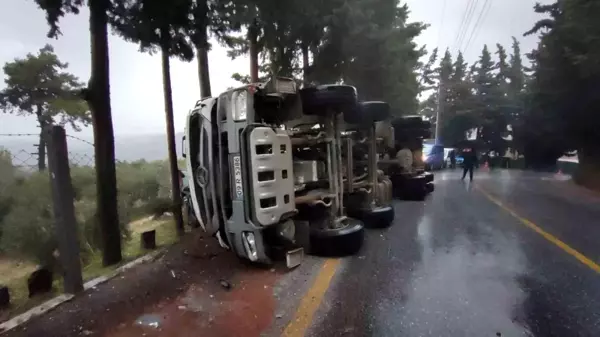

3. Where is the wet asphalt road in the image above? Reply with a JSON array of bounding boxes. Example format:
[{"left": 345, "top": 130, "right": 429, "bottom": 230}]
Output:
[{"left": 306, "top": 170, "right": 600, "bottom": 337}]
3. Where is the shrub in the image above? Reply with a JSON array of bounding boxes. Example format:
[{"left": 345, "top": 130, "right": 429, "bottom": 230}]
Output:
[
  {"left": 0, "top": 158, "right": 175, "bottom": 266},
  {"left": 0, "top": 172, "right": 59, "bottom": 265}
]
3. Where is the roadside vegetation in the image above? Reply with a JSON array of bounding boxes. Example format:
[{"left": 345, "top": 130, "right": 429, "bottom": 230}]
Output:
[
  {"left": 0, "top": 150, "right": 178, "bottom": 314},
  {"left": 419, "top": 1, "right": 600, "bottom": 192}
]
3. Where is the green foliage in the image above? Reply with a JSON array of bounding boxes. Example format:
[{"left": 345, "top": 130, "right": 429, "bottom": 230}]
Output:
[
  {"left": 419, "top": 48, "right": 439, "bottom": 91},
  {"left": 519, "top": 0, "right": 600, "bottom": 173},
  {"left": 310, "top": 0, "right": 426, "bottom": 115},
  {"left": 1, "top": 173, "right": 57, "bottom": 264},
  {"left": 0, "top": 45, "right": 90, "bottom": 129},
  {"left": 0, "top": 45, "right": 90, "bottom": 171},
  {"left": 419, "top": 39, "right": 528, "bottom": 150},
  {"left": 110, "top": 0, "right": 196, "bottom": 60},
  {"left": 0, "top": 160, "right": 173, "bottom": 265},
  {"left": 221, "top": 0, "right": 426, "bottom": 116},
  {"left": 0, "top": 149, "right": 16, "bottom": 232}
]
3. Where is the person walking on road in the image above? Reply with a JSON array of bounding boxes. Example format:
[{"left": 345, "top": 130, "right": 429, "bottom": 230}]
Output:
[{"left": 461, "top": 147, "right": 477, "bottom": 181}]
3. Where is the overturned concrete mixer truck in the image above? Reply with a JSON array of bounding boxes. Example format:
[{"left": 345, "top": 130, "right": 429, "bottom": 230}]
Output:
[
  {"left": 375, "top": 115, "right": 435, "bottom": 201},
  {"left": 181, "top": 77, "right": 400, "bottom": 267}
]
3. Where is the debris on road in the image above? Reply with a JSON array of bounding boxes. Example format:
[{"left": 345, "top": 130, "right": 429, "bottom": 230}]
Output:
[{"left": 219, "top": 279, "right": 232, "bottom": 290}]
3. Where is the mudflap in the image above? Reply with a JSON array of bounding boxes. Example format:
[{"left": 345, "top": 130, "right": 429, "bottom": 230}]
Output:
[{"left": 286, "top": 248, "right": 304, "bottom": 269}]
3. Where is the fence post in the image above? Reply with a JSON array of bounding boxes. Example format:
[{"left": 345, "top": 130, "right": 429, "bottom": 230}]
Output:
[{"left": 45, "top": 125, "right": 84, "bottom": 294}]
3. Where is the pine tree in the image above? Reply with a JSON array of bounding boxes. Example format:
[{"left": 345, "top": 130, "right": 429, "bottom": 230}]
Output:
[
  {"left": 34, "top": 0, "right": 123, "bottom": 265},
  {"left": 474, "top": 45, "right": 506, "bottom": 153},
  {"left": 0, "top": 45, "right": 90, "bottom": 171},
  {"left": 521, "top": 0, "right": 600, "bottom": 185}
]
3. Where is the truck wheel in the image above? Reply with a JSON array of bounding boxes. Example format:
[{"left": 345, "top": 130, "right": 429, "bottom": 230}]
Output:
[
  {"left": 348, "top": 205, "right": 395, "bottom": 229},
  {"left": 426, "top": 182, "right": 435, "bottom": 193},
  {"left": 309, "top": 218, "right": 365, "bottom": 257},
  {"left": 182, "top": 193, "right": 200, "bottom": 228},
  {"left": 344, "top": 101, "right": 390, "bottom": 124},
  {"left": 300, "top": 85, "right": 358, "bottom": 116},
  {"left": 410, "top": 184, "right": 428, "bottom": 201}
]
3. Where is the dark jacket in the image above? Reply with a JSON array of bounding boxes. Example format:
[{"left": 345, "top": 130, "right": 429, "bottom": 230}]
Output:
[{"left": 462, "top": 149, "right": 477, "bottom": 167}]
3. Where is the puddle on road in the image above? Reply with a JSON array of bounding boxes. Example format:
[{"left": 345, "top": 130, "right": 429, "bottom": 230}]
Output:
[{"left": 135, "top": 314, "right": 162, "bottom": 329}]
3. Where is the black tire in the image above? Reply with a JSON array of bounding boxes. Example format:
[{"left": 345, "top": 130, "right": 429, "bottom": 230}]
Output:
[
  {"left": 391, "top": 115, "right": 424, "bottom": 128},
  {"left": 309, "top": 218, "right": 365, "bottom": 257},
  {"left": 300, "top": 85, "right": 358, "bottom": 116},
  {"left": 347, "top": 205, "right": 395, "bottom": 229},
  {"left": 344, "top": 101, "right": 391, "bottom": 124},
  {"left": 408, "top": 184, "right": 427, "bottom": 201},
  {"left": 426, "top": 182, "right": 435, "bottom": 193},
  {"left": 182, "top": 191, "right": 200, "bottom": 228},
  {"left": 392, "top": 175, "right": 427, "bottom": 201},
  {"left": 424, "top": 172, "right": 434, "bottom": 183},
  {"left": 393, "top": 126, "right": 431, "bottom": 140}
]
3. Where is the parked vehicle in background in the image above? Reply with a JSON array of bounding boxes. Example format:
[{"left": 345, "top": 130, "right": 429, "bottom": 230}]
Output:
[
  {"left": 423, "top": 143, "right": 445, "bottom": 170},
  {"left": 444, "top": 148, "right": 464, "bottom": 168}
]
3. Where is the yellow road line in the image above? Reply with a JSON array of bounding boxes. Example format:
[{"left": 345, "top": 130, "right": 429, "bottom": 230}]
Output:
[
  {"left": 476, "top": 185, "right": 600, "bottom": 274},
  {"left": 282, "top": 258, "right": 341, "bottom": 337}
]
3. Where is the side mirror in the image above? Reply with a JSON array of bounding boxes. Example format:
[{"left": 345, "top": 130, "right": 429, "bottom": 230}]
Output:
[{"left": 181, "top": 135, "right": 186, "bottom": 158}]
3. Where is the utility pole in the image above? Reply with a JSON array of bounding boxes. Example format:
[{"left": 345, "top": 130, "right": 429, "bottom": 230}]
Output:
[{"left": 435, "top": 83, "right": 445, "bottom": 144}]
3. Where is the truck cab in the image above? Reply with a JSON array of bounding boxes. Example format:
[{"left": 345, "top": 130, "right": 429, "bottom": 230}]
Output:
[{"left": 183, "top": 78, "right": 302, "bottom": 267}]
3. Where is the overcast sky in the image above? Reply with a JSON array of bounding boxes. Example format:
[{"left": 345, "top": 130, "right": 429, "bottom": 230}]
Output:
[{"left": 0, "top": 0, "right": 551, "bottom": 137}]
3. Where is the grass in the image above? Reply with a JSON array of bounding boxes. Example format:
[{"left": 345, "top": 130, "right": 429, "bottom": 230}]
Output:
[
  {"left": 0, "top": 217, "right": 179, "bottom": 322},
  {"left": 81, "top": 217, "right": 178, "bottom": 281}
]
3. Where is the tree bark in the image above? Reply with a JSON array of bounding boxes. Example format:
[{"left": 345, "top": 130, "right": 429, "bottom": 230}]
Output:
[
  {"left": 196, "top": 24, "right": 212, "bottom": 99},
  {"left": 248, "top": 22, "right": 259, "bottom": 83},
  {"left": 88, "top": 0, "right": 122, "bottom": 266},
  {"left": 301, "top": 42, "right": 309, "bottom": 84},
  {"left": 161, "top": 34, "right": 185, "bottom": 237},
  {"left": 38, "top": 126, "right": 47, "bottom": 171},
  {"left": 36, "top": 105, "right": 47, "bottom": 171},
  {"left": 197, "top": 44, "right": 211, "bottom": 98}
]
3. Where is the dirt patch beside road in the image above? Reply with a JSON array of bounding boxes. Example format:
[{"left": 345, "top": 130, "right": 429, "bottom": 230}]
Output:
[{"left": 3, "top": 232, "right": 291, "bottom": 337}]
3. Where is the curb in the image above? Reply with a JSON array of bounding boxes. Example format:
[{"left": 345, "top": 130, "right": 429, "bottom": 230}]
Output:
[{"left": 0, "top": 249, "right": 165, "bottom": 335}]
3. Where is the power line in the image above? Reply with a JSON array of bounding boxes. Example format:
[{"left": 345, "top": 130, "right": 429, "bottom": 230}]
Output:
[
  {"left": 437, "top": 0, "right": 448, "bottom": 48},
  {"left": 463, "top": 0, "right": 493, "bottom": 54},
  {"left": 457, "top": 0, "right": 480, "bottom": 52},
  {"left": 453, "top": 0, "right": 478, "bottom": 53}
]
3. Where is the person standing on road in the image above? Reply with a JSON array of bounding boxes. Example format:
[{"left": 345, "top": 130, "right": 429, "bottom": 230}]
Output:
[
  {"left": 461, "top": 147, "right": 477, "bottom": 181},
  {"left": 449, "top": 149, "right": 456, "bottom": 169}
]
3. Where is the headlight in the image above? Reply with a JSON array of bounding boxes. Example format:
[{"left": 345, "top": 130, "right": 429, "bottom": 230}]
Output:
[
  {"left": 422, "top": 154, "right": 427, "bottom": 162},
  {"left": 232, "top": 90, "right": 247, "bottom": 121},
  {"left": 242, "top": 231, "right": 258, "bottom": 261}
]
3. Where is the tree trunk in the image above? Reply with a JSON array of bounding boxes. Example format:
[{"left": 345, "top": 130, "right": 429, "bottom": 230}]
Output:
[
  {"left": 88, "top": 0, "right": 122, "bottom": 266},
  {"left": 301, "top": 42, "right": 309, "bottom": 83},
  {"left": 248, "top": 22, "right": 259, "bottom": 83},
  {"left": 161, "top": 36, "right": 185, "bottom": 237},
  {"left": 36, "top": 106, "right": 47, "bottom": 171},
  {"left": 38, "top": 126, "right": 47, "bottom": 171},
  {"left": 197, "top": 44, "right": 212, "bottom": 98}
]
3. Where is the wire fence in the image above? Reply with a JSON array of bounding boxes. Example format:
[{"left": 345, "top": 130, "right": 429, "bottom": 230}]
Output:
[
  {"left": 0, "top": 128, "right": 178, "bottom": 315},
  {"left": 0, "top": 133, "right": 94, "bottom": 171}
]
